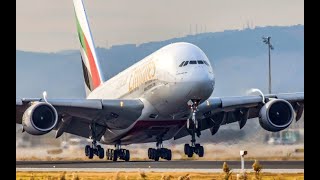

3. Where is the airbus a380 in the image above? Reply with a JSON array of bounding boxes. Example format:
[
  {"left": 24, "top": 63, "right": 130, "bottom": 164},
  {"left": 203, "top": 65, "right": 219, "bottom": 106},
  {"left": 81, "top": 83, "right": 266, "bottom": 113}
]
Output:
[{"left": 16, "top": 0, "right": 304, "bottom": 162}]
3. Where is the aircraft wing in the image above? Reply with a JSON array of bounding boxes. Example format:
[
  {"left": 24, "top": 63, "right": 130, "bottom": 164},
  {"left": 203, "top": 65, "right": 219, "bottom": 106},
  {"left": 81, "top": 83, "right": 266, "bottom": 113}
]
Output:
[
  {"left": 173, "top": 92, "right": 304, "bottom": 140},
  {"left": 16, "top": 98, "right": 144, "bottom": 140}
]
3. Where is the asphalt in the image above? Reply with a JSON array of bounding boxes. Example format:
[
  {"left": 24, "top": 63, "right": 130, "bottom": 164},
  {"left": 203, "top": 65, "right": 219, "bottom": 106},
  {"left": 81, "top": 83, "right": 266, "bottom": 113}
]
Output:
[{"left": 16, "top": 160, "right": 304, "bottom": 169}]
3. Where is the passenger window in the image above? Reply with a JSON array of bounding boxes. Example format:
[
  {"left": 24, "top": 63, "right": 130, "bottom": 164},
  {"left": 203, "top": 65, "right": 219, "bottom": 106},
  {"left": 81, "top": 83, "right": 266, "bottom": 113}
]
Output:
[
  {"left": 190, "top": 61, "right": 197, "bottom": 64},
  {"left": 203, "top": 61, "right": 209, "bottom": 66},
  {"left": 197, "top": 60, "right": 204, "bottom": 64},
  {"left": 179, "top": 61, "right": 185, "bottom": 67},
  {"left": 183, "top": 61, "right": 189, "bottom": 66}
]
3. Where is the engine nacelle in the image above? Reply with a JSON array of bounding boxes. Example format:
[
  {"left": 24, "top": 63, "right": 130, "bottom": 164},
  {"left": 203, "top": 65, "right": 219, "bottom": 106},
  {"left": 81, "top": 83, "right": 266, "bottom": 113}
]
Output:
[
  {"left": 22, "top": 102, "right": 58, "bottom": 135},
  {"left": 259, "top": 99, "right": 294, "bottom": 132}
]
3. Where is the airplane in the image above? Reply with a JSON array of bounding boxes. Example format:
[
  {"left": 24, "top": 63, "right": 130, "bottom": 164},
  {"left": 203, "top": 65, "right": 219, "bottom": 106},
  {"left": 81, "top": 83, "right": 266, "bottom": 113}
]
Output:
[{"left": 16, "top": 0, "right": 304, "bottom": 162}]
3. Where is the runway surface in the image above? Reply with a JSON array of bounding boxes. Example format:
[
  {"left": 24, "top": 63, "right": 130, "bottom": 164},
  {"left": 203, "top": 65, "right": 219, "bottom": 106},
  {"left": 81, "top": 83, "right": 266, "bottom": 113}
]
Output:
[{"left": 16, "top": 160, "right": 303, "bottom": 169}]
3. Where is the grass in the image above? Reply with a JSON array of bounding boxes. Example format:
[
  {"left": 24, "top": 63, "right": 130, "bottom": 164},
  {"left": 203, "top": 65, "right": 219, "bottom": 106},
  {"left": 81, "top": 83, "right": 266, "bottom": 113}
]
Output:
[{"left": 16, "top": 171, "right": 304, "bottom": 180}]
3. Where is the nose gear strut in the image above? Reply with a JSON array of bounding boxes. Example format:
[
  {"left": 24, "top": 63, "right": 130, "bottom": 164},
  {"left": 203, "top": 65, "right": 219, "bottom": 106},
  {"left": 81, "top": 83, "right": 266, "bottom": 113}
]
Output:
[{"left": 185, "top": 99, "right": 204, "bottom": 158}]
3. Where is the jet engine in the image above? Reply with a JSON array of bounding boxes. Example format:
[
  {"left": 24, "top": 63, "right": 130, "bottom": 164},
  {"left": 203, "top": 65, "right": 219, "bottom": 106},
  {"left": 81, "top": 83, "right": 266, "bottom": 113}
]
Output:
[
  {"left": 22, "top": 102, "right": 58, "bottom": 135},
  {"left": 259, "top": 99, "right": 294, "bottom": 132}
]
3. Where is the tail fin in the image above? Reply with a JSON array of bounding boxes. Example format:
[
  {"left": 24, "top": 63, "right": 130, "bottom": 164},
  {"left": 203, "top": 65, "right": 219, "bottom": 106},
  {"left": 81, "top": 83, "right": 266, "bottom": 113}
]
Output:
[{"left": 73, "top": 0, "right": 104, "bottom": 95}]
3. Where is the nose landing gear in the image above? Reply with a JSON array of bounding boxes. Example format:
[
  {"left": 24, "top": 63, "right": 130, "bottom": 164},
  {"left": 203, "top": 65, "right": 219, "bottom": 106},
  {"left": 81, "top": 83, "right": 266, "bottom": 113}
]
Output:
[{"left": 185, "top": 99, "right": 205, "bottom": 158}]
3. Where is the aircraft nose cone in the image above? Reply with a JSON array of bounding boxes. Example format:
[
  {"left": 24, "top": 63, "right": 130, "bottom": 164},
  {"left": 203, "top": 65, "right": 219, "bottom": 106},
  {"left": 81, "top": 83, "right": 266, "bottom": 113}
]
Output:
[{"left": 186, "top": 66, "right": 214, "bottom": 100}]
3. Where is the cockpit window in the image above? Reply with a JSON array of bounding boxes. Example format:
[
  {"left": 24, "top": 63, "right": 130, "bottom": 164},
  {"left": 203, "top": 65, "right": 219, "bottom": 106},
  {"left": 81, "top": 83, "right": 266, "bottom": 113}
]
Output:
[
  {"left": 203, "top": 61, "right": 209, "bottom": 66},
  {"left": 179, "top": 60, "right": 209, "bottom": 67}
]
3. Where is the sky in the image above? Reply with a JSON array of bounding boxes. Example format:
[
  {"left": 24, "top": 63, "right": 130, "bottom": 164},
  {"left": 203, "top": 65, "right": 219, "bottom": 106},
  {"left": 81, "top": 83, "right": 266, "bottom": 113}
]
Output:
[{"left": 16, "top": 0, "right": 304, "bottom": 52}]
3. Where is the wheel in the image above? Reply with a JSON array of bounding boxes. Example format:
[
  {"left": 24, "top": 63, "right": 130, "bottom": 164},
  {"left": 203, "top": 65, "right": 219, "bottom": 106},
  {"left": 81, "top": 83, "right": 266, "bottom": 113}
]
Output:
[
  {"left": 160, "top": 148, "right": 166, "bottom": 159},
  {"left": 150, "top": 148, "right": 155, "bottom": 160},
  {"left": 113, "top": 150, "right": 118, "bottom": 161},
  {"left": 187, "top": 146, "right": 193, "bottom": 158},
  {"left": 124, "top": 150, "right": 130, "bottom": 161},
  {"left": 88, "top": 147, "right": 94, "bottom": 159},
  {"left": 110, "top": 149, "right": 114, "bottom": 160},
  {"left": 85, "top": 145, "right": 90, "bottom": 156},
  {"left": 154, "top": 153, "right": 159, "bottom": 161},
  {"left": 106, "top": 149, "right": 110, "bottom": 160},
  {"left": 195, "top": 144, "right": 200, "bottom": 148},
  {"left": 97, "top": 147, "right": 104, "bottom": 159},
  {"left": 184, "top": 144, "right": 189, "bottom": 155},
  {"left": 166, "top": 149, "right": 172, "bottom": 161},
  {"left": 121, "top": 149, "right": 126, "bottom": 160},
  {"left": 148, "top": 148, "right": 152, "bottom": 159},
  {"left": 153, "top": 149, "right": 159, "bottom": 161},
  {"left": 198, "top": 146, "right": 204, "bottom": 157}
]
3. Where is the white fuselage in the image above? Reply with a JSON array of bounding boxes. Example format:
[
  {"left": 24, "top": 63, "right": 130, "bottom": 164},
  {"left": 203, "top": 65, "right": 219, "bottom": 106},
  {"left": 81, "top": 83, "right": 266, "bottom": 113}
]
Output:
[{"left": 87, "top": 42, "right": 215, "bottom": 144}]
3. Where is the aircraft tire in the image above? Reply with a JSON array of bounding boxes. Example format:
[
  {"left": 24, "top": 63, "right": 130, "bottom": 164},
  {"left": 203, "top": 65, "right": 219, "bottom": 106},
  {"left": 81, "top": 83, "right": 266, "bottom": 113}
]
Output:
[
  {"left": 88, "top": 147, "right": 94, "bottom": 159},
  {"left": 85, "top": 145, "right": 90, "bottom": 156},
  {"left": 166, "top": 149, "right": 172, "bottom": 160},
  {"left": 198, "top": 146, "right": 204, "bottom": 157},
  {"left": 184, "top": 144, "right": 189, "bottom": 155},
  {"left": 97, "top": 146, "right": 104, "bottom": 159},
  {"left": 112, "top": 150, "right": 118, "bottom": 161},
  {"left": 124, "top": 150, "right": 130, "bottom": 161}
]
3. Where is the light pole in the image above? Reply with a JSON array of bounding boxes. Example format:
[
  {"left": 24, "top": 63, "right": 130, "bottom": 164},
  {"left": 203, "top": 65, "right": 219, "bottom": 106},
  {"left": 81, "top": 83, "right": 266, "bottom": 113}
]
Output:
[
  {"left": 262, "top": 36, "right": 274, "bottom": 94},
  {"left": 240, "top": 150, "right": 247, "bottom": 171}
]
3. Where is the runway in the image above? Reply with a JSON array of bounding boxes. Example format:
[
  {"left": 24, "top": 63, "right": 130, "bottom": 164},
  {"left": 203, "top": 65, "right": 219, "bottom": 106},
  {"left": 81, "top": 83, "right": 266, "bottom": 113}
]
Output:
[{"left": 16, "top": 160, "right": 303, "bottom": 169}]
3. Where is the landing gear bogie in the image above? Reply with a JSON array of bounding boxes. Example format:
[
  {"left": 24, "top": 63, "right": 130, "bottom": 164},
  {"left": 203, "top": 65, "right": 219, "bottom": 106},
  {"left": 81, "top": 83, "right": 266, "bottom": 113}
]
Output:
[
  {"left": 148, "top": 148, "right": 172, "bottom": 161},
  {"left": 84, "top": 141, "right": 104, "bottom": 159},
  {"left": 148, "top": 137, "right": 172, "bottom": 161},
  {"left": 106, "top": 148, "right": 130, "bottom": 161},
  {"left": 184, "top": 143, "right": 204, "bottom": 157}
]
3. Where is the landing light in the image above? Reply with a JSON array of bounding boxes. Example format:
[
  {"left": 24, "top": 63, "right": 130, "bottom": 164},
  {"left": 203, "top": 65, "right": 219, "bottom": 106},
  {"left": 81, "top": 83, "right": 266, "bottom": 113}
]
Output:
[
  {"left": 120, "top": 101, "right": 124, "bottom": 107},
  {"left": 206, "top": 100, "right": 210, "bottom": 106}
]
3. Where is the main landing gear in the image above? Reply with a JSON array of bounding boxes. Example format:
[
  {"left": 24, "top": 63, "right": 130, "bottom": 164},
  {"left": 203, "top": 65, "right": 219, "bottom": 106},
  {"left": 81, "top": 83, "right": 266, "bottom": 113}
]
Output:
[
  {"left": 85, "top": 123, "right": 104, "bottom": 159},
  {"left": 148, "top": 138, "right": 172, "bottom": 161},
  {"left": 106, "top": 143, "right": 130, "bottom": 161},
  {"left": 85, "top": 140, "right": 105, "bottom": 159},
  {"left": 185, "top": 99, "right": 204, "bottom": 158}
]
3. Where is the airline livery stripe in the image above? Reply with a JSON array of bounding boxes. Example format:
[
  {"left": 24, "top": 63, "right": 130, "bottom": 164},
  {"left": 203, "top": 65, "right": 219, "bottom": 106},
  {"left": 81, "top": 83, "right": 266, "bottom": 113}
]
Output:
[
  {"left": 75, "top": 14, "right": 101, "bottom": 89},
  {"left": 81, "top": 57, "right": 93, "bottom": 90}
]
